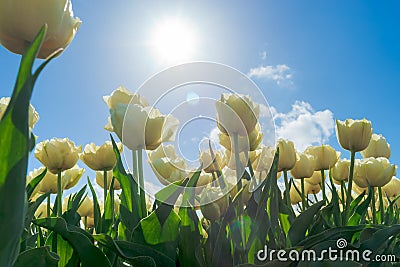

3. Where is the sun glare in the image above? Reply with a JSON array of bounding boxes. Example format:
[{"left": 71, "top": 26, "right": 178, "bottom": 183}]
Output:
[{"left": 150, "top": 18, "right": 197, "bottom": 63}]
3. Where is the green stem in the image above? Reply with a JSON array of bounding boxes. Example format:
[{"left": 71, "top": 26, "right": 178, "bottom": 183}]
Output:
[
  {"left": 57, "top": 169, "right": 62, "bottom": 217},
  {"left": 378, "top": 187, "right": 384, "bottom": 224},
  {"left": 344, "top": 151, "right": 356, "bottom": 222},
  {"left": 84, "top": 216, "right": 87, "bottom": 230},
  {"left": 340, "top": 180, "right": 345, "bottom": 206},
  {"left": 320, "top": 170, "right": 326, "bottom": 201},
  {"left": 132, "top": 150, "right": 142, "bottom": 218},
  {"left": 283, "top": 170, "right": 290, "bottom": 207},
  {"left": 110, "top": 184, "right": 115, "bottom": 225},
  {"left": 47, "top": 194, "right": 51, "bottom": 217},
  {"left": 301, "top": 178, "right": 306, "bottom": 211},
  {"left": 371, "top": 187, "right": 377, "bottom": 224},
  {"left": 138, "top": 149, "right": 147, "bottom": 218},
  {"left": 103, "top": 169, "right": 108, "bottom": 212}
]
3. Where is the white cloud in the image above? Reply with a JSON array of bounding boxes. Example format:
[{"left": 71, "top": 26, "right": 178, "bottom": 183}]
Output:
[
  {"left": 260, "top": 51, "right": 267, "bottom": 60},
  {"left": 273, "top": 101, "right": 334, "bottom": 151},
  {"left": 248, "top": 64, "right": 293, "bottom": 87}
]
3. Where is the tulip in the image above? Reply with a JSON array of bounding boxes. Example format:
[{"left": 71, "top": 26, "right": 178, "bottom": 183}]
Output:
[
  {"left": 216, "top": 93, "right": 260, "bottom": 136},
  {"left": 106, "top": 103, "right": 179, "bottom": 151},
  {"left": 26, "top": 167, "right": 45, "bottom": 201},
  {"left": 252, "top": 145, "right": 275, "bottom": 173},
  {"left": 382, "top": 177, "right": 400, "bottom": 198},
  {"left": 35, "top": 203, "right": 51, "bottom": 218},
  {"left": 35, "top": 165, "right": 84, "bottom": 194},
  {"left": 290, "top": 153, "right": 315, "bottom": 180},
  {"left": 305, "top": 171, "right": 323, "bottom": 185},
  {"left": 149, "top": 157, "right": 187, "bottom": 185},
  {"left": 77, "top": 196, "right": 94, "bottom": 218},
  {"left": 0, "top": 0, "right": 81, "bottom": 59},
  {"left": 354, "top": 157, "right": 396, "bottom": 188},
  {"left": 224, "top": 149, "right": 260, "bottom": 170},
  {"left": 361, "top": 133, "right": 391, "bottom": 159},
  {"left": 336, "top": 119, "right": 372, "bottom": 152},
  {"left": 289, "top": 181, "right": 302, "bottom": 205},
  {"left": 218, "top": 123, "right": 263, "bottom": 152},
  {"left": 80, "top": 141, "right": 122, "bottom": 171},
  {"left": 331, "top": 159, "right": 350, "bottom": 182},
  {"left": 147, "top": 144, "right": 178, "bottom": 162},
  {"left": 199, "top": 149, "right": 225, "bottom": 173},
  {"left": 277, "top": 139, "right": 297, "bottom": 172},
  {"left": 96, "top": 170, "right": 121, "bottom": 190},
  {"left": 0, "top": 97, "right": 39, "bottom": 130},
  {"left": 224, "top": 168, "right": 252, "bottom": 202},
  {"left": 304, "top": 145, "right": 340, "bottom": 171},
  {"left": 34, "top": 138, "right": 81, "bottom": 174},
  {"left": 103, "top": 86, "right": 148, "bottom": 110},
  {"left": 305, "top": 181, "right": 321, "bottom": 195},
  {"left": 195, "top": 172, "right": 213, "bottom": 194},
  {"left": 200, "top": 187, "right": 229, "bottom": 220}
]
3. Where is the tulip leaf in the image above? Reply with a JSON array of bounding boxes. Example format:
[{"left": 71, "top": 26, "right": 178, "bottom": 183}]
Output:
[
  {"left": 0, "top": 25, "right": 60, "bottom": 267},
  {"left": 359, "top": 225, "right": 400, "bottom": 258},
  {"left": 288, "top": 200, "right": 325, "bottom": 246},
  {"left": 33, "top": 217, "right": 111, "bottom": 267},
  {"left": 93, "top": 234, "right": 175, "bottom": 267},
  {"left": 88, "top": 177, "right": 102, "bottom": 233},
  {"left": 348, "top": 185, "right": 373, "bottom": 226},
  {"left": 13, "top": 246, "right": 59, "bottom": 267},
  {"left": 25, "top": 168, "right": 47, "bottom": 200}
]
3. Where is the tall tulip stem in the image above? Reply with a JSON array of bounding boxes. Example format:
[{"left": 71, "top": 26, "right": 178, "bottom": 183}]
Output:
[
  {"left": 344, "top": 151, "right": 356, "bottom": 222},
  {"left": 103, "top": 169, "right": 108, "bottom": 211},
  {"left": 47, "top": 194, "right": 51, "bottom": 217},
  {"left": 138, "top": 149, "right": 147, "bottom": 218},
  {"left": 371, "top": 187, "right": 377, "bottom": 224},
  {"left": 57, "top": 169, "right": 62, "bottom": 217},
  {"left": 378, "top": 186, "right": 384, "bottom": 223},
  {"left": 320, "top": 170, "right": 326, "bottom": 201},
  {"left": 340, "top": 181, "right": 345, "bottom": 206},
  {"left": 283, "top": 170, "right": 290, "bottom": 207},
  {"left": 301, "top": 178, "right": 306, "bottom": 211},
  {"left": 132, "top": 150, "right": 142, "bottom": 217}
]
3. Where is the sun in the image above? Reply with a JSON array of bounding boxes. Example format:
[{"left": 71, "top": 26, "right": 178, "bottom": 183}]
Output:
[{"left": 150, "top": 18, "right": 197, "bottom": 63}]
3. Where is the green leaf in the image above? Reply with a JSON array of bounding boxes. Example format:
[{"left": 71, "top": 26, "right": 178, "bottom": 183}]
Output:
[
  {"left": 359, "top": 225, "right": 400, "bottom": 258},
  {"left": 88, "top": 178, "right": 102, "bottom": 233},
  {"left": 13, "top": 246, "right": 59, "bottom": 267},
  {"left": 93, "top": 234, "right": 175, "bottom": 267},
  {"left": 33, "top": 217, "right": 111, "bottom": 267},
  {"left": 0, "top": 25, "right": 59, "bottom": 267},
  {"left": 25, "top": 168, "right": 46, "bottom": 200},
  {"left": 348, "top": 185, "right": 372, "bottom": 226}
]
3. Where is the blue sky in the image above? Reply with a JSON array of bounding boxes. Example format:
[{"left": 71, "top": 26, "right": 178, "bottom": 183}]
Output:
[{"left": 1, "top": 1, "right": 399, "bottom": 197}]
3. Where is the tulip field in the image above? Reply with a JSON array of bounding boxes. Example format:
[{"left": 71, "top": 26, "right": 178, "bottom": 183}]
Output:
[{"left": 1, "top": 5, "right": 400, "bottom": 267}]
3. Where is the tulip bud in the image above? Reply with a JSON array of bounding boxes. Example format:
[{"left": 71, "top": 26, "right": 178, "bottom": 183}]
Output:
[
  {"left": 305, "top": 171, "right": 323, "bottom": 185},
  {"left": 304, "top": 145, "right": 340, "bottom": 171},
  {"left": 289, "top": 181, "right": 302, "bottom": 205},
  {"left": 96, "top": 170, "right": 121, "bottom": 190},
  {"left": 354, "top": 157, "right": 396, "bottom": 188},
  {"left": 77, "top": 196, "right": 94, "bottom": 218},
  {"left": 195, "top": 172, "right": 213, "bottom": 194},
  {"left": 199, "top": 149, "right": 225, "bottom": 173},
  {"left": 80, "top": 141, "right": 122, "bottom": 171},
  {"left": 361, "top": 133, "right": 391, "bottom": 159},
  {"left": 0, "top": 0, "right": 81, "bottom": 58},
  {"left": 277, "top": 139, "right": 297, "bottom": 172},
  {"left": 336, "top": 119, "right": 372, "bottom": 152},
  {"left": 34, "top": 138, "right": 81, "bottom": 174},
  {"left": 252, "top": 145, "right": 275, "bottom": 173},
  {"left": 216, "top": 93, "right": 260, "bottom": 136},
  {"left": 382, "top": 177, "right": 400, "bottom": 198},
  {"left": 224, "top": 149, "right": 260, "bottom": 170},
  {"left": 63, "top": 165, "right": 85, "bottom": 190},
  {"left": 331, "top": 159, "right": 350, "bottom": 182},
  {"left": 200, "top": 187, "right": 229, "bottom": 220},
  {"left": 148, "top": 144, "right": 178, "bottom": 162},
  {"left": 35, "top": 203, "right": 51, "bottom": 218},
  {"left": 290, "top": 153, "right": 315, "bottom": 179},
  {"left": 26, "top": 167, "right": 46, "bottom": 200},
  {"left": 223, "top": 167, "right": 252, "bottom": 202},
  {"left": 0, "top": 97, "right": 39, "bottom": 130}
]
